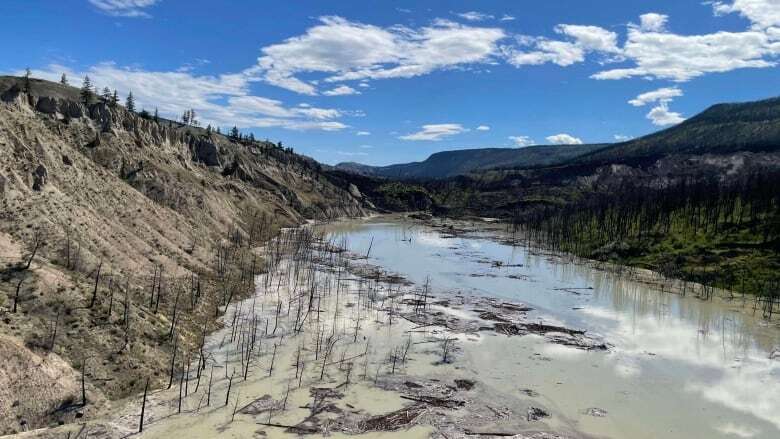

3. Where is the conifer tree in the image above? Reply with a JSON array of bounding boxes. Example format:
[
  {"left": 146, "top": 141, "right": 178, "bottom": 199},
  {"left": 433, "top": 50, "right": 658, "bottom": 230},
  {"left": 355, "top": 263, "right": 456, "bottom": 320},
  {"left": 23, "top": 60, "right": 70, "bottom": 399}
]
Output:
[
  {"left": 154, "top": 108, "right": 159, "bottom": 122},
  {"left": 80, "top": 76, "right": 93, "bottom": 105},
  {"left": 126, "top": 91, "right": 135, "bottom": 112},
  {"left": 102, "top": 87, "right": 111, "bottom": 103},
  {"left": 230, "top": 126, "right": 239, "bottom": 139},
  {"left": 60, "top": 73, "right": 68, "bottom": 85},
  {"left": 110, "top": 90, "right": 119, "bottom": 107},
  {"left": 23, "top": 68, "right": 32, "bottom": 93}
]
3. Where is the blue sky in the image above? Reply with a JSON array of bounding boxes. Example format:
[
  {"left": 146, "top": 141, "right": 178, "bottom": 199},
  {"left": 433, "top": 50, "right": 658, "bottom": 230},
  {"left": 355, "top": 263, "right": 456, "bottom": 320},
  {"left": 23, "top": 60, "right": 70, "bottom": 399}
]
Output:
[{"left": 1, "top": 0, "right": 779, "bottom": 165}]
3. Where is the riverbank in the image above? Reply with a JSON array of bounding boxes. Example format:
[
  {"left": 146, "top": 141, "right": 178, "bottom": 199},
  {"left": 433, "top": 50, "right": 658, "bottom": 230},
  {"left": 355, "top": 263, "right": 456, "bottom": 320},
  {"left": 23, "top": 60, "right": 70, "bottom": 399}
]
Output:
[
  {"left": 398, "top": 212, "right": 780, "bottom": 324},
  {"left": 11, "top": 216, "right": 780, "bottom": 439},
  {"left": 12, "top": 226, "right": 592, "bottom": 439}
]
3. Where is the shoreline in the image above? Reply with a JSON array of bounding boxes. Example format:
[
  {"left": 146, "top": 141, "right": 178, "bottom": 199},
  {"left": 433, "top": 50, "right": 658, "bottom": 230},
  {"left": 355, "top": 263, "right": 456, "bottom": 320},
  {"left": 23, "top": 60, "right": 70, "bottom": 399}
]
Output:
[{"left": 10, "top": 223, "right": 592, "bottom": 439}]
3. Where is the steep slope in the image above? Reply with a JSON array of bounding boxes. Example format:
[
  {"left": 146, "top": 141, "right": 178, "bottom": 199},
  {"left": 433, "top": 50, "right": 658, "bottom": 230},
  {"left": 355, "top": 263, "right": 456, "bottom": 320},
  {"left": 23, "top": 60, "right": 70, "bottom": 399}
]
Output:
[
  {"left": 0, "top": 76, "right": 365, "bottom": 433},
  {"left": 0, "top": 76, "right": 364, "bottom": 274},
  {"left": 335, "top": 144, "right": 603, "bottom": 180}
]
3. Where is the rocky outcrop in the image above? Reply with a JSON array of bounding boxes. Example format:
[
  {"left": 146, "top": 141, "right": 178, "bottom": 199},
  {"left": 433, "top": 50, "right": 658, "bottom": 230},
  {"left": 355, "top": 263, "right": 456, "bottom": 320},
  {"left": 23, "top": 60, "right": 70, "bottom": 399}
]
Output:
[
  {"left": 192, "top": 138, "right": 220, "bottom": 167},
  {"left": 348, "top": 183, "right": 362, "bottom": 198},
  {"left": 35, "top": 96, "right": 59, "bottom": 114},
  {"left": 32, "top": 164, "right": 47, "bottom": 191}
]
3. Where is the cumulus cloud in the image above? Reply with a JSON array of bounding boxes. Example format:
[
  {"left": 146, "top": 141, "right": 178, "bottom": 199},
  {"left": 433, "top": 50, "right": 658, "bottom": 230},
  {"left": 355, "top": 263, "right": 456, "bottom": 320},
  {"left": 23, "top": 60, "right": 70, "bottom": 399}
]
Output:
[
  {"left": 546, "top": 133, "right": 583, "bottom": 144},
  {"left": 646, "top": 103, "right": 686, "bottom": 126},
  {"left": 493, "top": 7, "right": 779, "bottom": 82},
  {"left": 323, "top": 85, "right": 360, "bottom": 96},
  {"left": 29, "top": 62, "right": 348, "bottom": 131},
  {"left": 639, "top": 13, "right": 669, "bottom": 32},
  {"left": 628, "top": 87, "right": 683, "bottom": 106},
  {"left": 456, "top": 11, "right": 494, "bottom": 22},
  {"left": 88, "top": 0, "right": 159, "bottom": 17},
  {"left": 251, "top": 16, "right": 506, "bottom": 95},
  {"left": 711, "top": 0, "right": 780, "bottom": 29},
  {"left": 501, "top": 24, "right": 619, "bottom": 67},
  {"left": 629, "top": 87, "right": 686, "bottom": 126},
  {"left": 400, "top": 124, "right": 468, "bottom": 141},
  {"left": 476, "top": 125, "right": 491, "bottom": 131},
  {"left": 509, "top": 135, "right": 534, "bottom": 147},
  {"left": 555, "top": 24, "right": 621, "bottom": 53},
  {"left": 592, "top": 14, "right": 779, "bottom": 82},
  {"left": 502, "top": 38, "right": 584, "bottom": 66}
]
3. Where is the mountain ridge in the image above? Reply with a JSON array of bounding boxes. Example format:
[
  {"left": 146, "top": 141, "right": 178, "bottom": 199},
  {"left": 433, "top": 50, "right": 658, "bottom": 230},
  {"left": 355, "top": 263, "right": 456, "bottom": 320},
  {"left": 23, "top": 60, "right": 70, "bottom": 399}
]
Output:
[
  {"left": 337, "top": 95, "right": 780, "bottom": 180},
  {"left": 335, "top": 144, "right": 605, "bottom": 180}
]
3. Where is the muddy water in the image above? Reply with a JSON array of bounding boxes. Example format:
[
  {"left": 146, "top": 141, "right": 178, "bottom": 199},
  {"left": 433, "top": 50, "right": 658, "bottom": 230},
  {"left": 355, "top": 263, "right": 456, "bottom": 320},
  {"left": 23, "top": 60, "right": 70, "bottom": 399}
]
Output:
[{"left": 322, "top": 217, "right": 780, "bottom": 439}]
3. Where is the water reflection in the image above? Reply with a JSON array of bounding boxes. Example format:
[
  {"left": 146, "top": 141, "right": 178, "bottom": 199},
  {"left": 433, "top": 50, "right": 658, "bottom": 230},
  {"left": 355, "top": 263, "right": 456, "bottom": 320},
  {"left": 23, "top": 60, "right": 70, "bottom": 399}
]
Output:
[{"left": 321, "top": 219, "right": 780, "bottom": 438}]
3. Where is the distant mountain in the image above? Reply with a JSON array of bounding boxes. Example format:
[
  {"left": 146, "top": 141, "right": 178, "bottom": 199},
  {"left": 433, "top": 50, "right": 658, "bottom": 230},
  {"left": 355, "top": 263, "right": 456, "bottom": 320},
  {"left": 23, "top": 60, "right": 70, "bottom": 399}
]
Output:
[
  {"left": 338, "top": 96, "right": 780, "bottom": 181},
  {"left": 577, "top": 97, "right": 780, "bottom": 165},
  {"left": 336, "top": 144, "right": 604, "bottom": 180}
]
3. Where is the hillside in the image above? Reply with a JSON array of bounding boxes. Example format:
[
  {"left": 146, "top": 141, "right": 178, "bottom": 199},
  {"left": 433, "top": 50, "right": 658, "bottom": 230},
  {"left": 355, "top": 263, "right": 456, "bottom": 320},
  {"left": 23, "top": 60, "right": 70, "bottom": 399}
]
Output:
[
  {"left": 0, "top": 76, "right": 365, "bottom": 433},
  {"left": 333, "top": 95, "right": 780, "bottom": 303},
  {"left": 338, "top": 96, "right": 780, "bottom": 181},
  {"left": 577, "top": 96, "right": 780, "bottom": 165},
  {"left": 336, "top": 144, "right": 603, "bottom": 180}
]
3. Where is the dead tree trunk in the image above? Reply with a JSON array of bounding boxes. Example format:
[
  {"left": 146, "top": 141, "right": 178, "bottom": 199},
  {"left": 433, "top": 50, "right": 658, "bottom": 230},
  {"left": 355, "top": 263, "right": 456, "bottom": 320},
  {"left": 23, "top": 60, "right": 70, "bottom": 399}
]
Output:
[
  {"left": 139, "top": 378, "right": 149, "bottom": 433},
  {"left": 12, "top": 277, "right": 23, "bottom": 313},
  {"left": 89, "top": 261, "right": 103, "bottom": 308}
]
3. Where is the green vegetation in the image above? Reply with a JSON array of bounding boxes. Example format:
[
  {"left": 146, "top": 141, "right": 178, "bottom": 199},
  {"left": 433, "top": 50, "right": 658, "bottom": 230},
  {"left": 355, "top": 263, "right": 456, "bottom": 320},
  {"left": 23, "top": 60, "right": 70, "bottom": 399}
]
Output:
[{"left": 512, "top": 176, "right": 780, "bottom": 302}]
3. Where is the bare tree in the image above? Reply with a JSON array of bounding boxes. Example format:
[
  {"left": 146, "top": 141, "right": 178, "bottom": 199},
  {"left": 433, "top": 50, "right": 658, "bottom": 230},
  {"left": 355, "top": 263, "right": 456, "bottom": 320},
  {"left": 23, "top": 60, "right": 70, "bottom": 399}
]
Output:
[{"left": 24, "top": 227, "right": 46, "bottom": 270}]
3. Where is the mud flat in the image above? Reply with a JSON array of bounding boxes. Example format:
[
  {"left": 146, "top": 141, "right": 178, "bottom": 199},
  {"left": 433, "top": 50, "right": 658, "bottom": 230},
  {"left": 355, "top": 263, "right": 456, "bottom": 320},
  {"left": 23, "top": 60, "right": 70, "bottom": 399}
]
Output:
[
  {"left": 12, "top": 227, "right": 589, "bottom": 439},
  {"left": 13, "top": 216, "right": 780, "bottom": 439}
]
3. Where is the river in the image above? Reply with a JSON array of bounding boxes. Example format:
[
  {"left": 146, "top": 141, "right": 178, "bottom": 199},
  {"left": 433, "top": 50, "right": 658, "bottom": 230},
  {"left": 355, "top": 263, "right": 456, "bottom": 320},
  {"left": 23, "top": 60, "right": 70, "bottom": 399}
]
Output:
[{"left": 320, "top": 216, "right": 780, "bottom": 439}]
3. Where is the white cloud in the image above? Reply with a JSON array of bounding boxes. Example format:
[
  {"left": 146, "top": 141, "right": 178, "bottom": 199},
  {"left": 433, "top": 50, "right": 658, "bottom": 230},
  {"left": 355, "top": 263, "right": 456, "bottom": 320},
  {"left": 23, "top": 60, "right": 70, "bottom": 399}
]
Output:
[
  {"left": 358, "top": 144, "right": 373, "bottom": 149},
  {"left": 323, "top": 85, "right": 360, "bottom": 96},
  {"left": 502, "top": 38, "right": 584, "bottom": 66},
  {"left": 555, "top": 24, "right": 621, "bottom": 53},
  {"left": 29, "top": 62, "right": 348, "bottom": 131},
  {"left": 593, "top": 15, "right": 778, "bottom": 82},
  {"left": 646, "top": 102, "right": 686, "bottom": 126},
  {"left": 501, "top": 24, "right": 618, "bottom": 67},
  {"left": 88, "top": 0, "right": 159, "bottom": 17},
  {"left": 628, "top": 87, "right": 686, "bottom": 126},
  {"left": 711, "top": 0, "right": 780, "bottom": 29},
  {"left": 252, "top": 16, "right": 506, "bottom": 94},
  {"left": 628, "top": 87, "right": 683, "bottom": 106},
  {"left": 509, "top": 135, "right": 534, "bottom": 147},
  {"left": 356, "top": 131, "right": 371, "bottom": 136},
  {"left": 500, "top": 14, "right": 516, "bottom": 22},
  {"left": 400, "top": 123, "right": 468, "bottom": 141},
  {"left": 493, "top": 8, "right": 779, "bottom": 82},
  {"left": 546, "top": 133, "right": 583, "bottom": 144},
  {"left": 456, "top": 11, "right": 494, "bottom": 22},
  {"left": 614, "top": 134, "right": 632, "bottom": 141},
  {"left": 476, "top": 125, "right": 491, "bottom": 131},
  {"left": 639, "top": 13, "right": 669, "bottom": 32}
]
